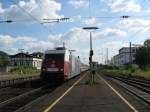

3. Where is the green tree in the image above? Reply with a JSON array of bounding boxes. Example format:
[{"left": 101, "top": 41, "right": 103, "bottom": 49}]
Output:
[
  {"left": 135, "top": 47, "right": 148, "bottom": 68},
  {"left": 144, "top": 39, "right": 150, "bottom": 48},
  {"left": 135, "top": 39, "right": 150, "bottom": 68},
  {"left": 0, "top": 51, "right": 10, "bottom": 67},
  {"left": 31, "top": 52, "right": 44, "bottom": 58}
]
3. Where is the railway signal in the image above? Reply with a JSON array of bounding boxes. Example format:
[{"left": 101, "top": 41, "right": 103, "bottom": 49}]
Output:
[{"left": 82, "top": 26, "right": 99, "bottom": 84}]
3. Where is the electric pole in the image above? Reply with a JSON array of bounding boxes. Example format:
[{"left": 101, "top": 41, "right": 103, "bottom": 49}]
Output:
[{"left": 129, "top": 42, "right": 132, "bottom": 64}]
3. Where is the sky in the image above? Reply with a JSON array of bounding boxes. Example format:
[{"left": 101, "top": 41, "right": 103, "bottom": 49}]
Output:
[{"left": 0, "top": 0, "right": 150, "bottom": 64}]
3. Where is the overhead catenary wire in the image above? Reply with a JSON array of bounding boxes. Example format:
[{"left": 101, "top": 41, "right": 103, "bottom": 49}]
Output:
[
  {"left": 2, "top": 14, "right": 150, "bottom": 24},
  {"left": 10, "top": 0, "right": 55, "bottom": 34},
  {"left": 129, "top": 23, "right": 150, "bottom": 42},
  {"left": 88, "top": 0, "right": 92, "bottom": 18},
  {"left": 4, "top": 0, "right": 150, "bottom": 35}
]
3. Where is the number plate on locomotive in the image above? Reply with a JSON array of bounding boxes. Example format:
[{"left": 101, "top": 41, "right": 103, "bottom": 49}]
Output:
[{"left": 47, "top": 68, "right": 58, "bottom": 72}]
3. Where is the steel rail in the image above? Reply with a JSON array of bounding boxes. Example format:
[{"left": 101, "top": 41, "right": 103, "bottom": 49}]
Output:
[
  {"left": 0, "top": 75, "right": 40, "bottom": 88},
  {"left": 107, "top": 75, "right": 150, "bottom": 105}
]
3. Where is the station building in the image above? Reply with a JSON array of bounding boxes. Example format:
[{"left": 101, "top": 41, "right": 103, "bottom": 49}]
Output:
[
  {"left": 9, "top": 53, "right": 42, "bottom": 69},
  {"left": 111, "top": 47, "right": 139, "bottom": 66}
]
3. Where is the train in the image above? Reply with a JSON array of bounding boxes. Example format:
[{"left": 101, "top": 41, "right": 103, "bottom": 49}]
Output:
[{"left": 40, "top": 47, "right": 88, "bottom": 82}]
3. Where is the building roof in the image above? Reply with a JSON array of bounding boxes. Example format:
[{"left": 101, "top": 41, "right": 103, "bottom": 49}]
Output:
[
  {"left": 10, "top": 53, "right": 42, "bottom": 59},
  {"left": 119, "top": 47, "right": 138, "bottom": 51}
]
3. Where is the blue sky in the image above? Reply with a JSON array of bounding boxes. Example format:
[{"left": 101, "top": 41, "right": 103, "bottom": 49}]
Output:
[{"left": 0, "top": 0, "right": 150, "bottom": 64}]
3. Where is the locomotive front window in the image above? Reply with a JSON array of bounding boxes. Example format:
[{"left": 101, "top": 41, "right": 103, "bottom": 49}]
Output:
[
  {"left": 43, "top": 54, "right": 65, "bottom": 69},
  {"left": 45, "top": 54, "right": 64, "bottom": 60}
]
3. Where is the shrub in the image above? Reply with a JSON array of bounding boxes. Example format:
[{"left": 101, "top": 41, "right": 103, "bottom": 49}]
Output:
[{"left": 9, "top": 66, "right": 39, "bottom": 75}]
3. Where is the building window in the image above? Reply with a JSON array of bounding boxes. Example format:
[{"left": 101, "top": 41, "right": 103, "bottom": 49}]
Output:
[
  {"left": 132, "top": 49, "right": 135, "bottom": 52},
  {"left": 27, "top": 61, "right": 30, "bottom": 66},
  {"left": 34, "top": 62, "right": 36, "bottom": 67},
  {"left": 14, "top": 62, "right": 17, "bottom": 66}
]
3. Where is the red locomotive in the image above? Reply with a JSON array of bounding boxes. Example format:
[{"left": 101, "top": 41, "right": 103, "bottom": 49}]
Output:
[{"left": 40, "top": 47, "right": 83, "bottom": 82}]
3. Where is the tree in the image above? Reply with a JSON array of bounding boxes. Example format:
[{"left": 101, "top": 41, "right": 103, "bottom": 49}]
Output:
[
  {"left": 135, "top": 47, "right": 148, "bottom": 68},
  {"left": 30, "top": 52, "right": 44, "bottom": 58},
  {"left": 135, "top": 39, "right": 150, "bottom": 68},
  {"left": 144, "top": 39, "right": 150, "bottom": 48},
  {"left": 0, "top": 51, "right": 10, "bottom": 66}
]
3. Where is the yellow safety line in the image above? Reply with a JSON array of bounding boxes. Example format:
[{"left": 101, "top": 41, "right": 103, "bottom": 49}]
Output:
[
  {"left": 43, "top": 73, "right": 86, "bottom": 112},
  {"left": 97, "top": 75, "right": 138, "bottom": 112}
]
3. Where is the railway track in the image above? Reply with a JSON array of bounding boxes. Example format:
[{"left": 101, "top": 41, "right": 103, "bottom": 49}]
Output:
[
  {"left": 0, "top": 75, "right": 40, "bottom": 88},
  {"left": 0, "top": 79, "right": 43, "bottom": 103},
  {"left": 111, "top": 76, "right": 150, "bottom": 94},
  {"left": 0, "top": 78, "right": 49, "bottom": 112},
  {"left": 0, "top": 84, "right": 56, "bottom": 112},
  {"left": 0, "top": 71, "right": 87, "bottom": 112},
  {"left": 108, "top": 75, "right": 150, "bottom": 105}
]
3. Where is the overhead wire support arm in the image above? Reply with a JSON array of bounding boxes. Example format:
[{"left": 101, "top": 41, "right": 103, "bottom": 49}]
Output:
[
  {"left": 0, "top": 20, "right": 13, "bottom": 23},
  {"left": 121, "top": 15, "right": 130, "bottom": 18},
  {"left": 42, "top": 17, "right": 70, "bottom": 24}
]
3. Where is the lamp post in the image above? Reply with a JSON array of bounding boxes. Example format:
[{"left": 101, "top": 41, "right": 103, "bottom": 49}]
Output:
[
  {"left": 18, "top": 49, "right": 24, "bottom": 74},
  {"left": 129, "top": 43, "right": 142, "bottom": 65},
  {"left": 82, "top": 26, "right": 99, "bottom": 84}
]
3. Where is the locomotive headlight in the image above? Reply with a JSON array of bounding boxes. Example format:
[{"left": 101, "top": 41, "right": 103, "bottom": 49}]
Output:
[
  {"left": 42, "top": 68, "right": 46, "bottom": 71},
  {"left": 60, "top": 68, "right": 63, "bottom": 71}
]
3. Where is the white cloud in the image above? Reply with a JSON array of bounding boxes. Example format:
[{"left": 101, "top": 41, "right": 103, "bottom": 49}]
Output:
[
  {"left": 68, "top": 0, "right": 88, "bottom": 9},
  {"left": 16, "top": 36, "right": 37, "bottom": 42},
  {"left": 62, "top": 28, "right": 88, "bottom": 46},
  {"left": 57, "top": 27, "right": 127, "bottom": 62},
  {"left": 48, "top": 34, "right": 62, "bottom": 42},
  {"left": 69, "top": 15, "right": 82, "bottom": 23},
  {"left": 63, "top": 27, "right": 126, "bottom": 42},
  {"left": 94, "top": 28, "right": 127, "bottom": 39},
  {"left": 5, "top": 48, "right": 18, "bottom": 55},
  {"left": 102, "top": 41, "right": 122, "bottom": 49},
  {"left": 61, "top": 27, "right": 126, "bottom": 47},
  {"left": 0, "top": 34, "right": 54, "bottom": 54},
  {"left": 0, "top": 35, "right": 38, "bottom": 47},
  {"left": 0, "top": 35, "right": 16, "bottom": 46},
  {"left": 24, "top": 41, "right": 54, "bottom": 52},
  {"left": 0, "top": 26, "right": 127, "bottom": 62},
  {"left": 0, "top": 0, "right": 63, "bottom": 22},
  {"left": 146, "top": 9, "right": 150, "bottom": 13},
  {"left": 0, "top": 3, "right": 4, "bottom": 13},
  {"left": 118, "top": 18, "right": 150, "bottom": 32},
  {"left": 84, "top": 18, "right": 97, "bottom": 26},
  {"left": 108, "top": 0, "right": 141, "bottom": 13}
]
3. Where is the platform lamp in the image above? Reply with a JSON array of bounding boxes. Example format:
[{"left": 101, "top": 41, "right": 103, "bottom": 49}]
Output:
[{"left": 82, "top": 27, "right": 99, "bottom": 83}]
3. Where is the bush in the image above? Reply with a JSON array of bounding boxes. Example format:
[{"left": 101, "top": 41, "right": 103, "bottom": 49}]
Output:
[
  {"left": 124, "top": 65, "right": 132, "bottom": 70},
  {"left": 130, "top": 67, "right": 136, "bottom": 73},
  {"left": 9, "top": 66, "right": 39, "bottom": 75}
]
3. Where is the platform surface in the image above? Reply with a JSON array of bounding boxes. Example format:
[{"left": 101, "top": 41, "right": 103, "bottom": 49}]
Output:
[
  {"left": 47, "top": 73, "right": 134, "bottom": 112},
  {"left": 0, "top": 74, "right": 39, "bottom": 81}
]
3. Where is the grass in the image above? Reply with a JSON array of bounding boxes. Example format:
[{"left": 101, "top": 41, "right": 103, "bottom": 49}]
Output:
[
  {"left": 85, "top": 73, "right": 99, "bottom": 85},
  {"left": 8, "top": 66, "right": 40, "bottom": 75},
  {"left": 85, "top": 80, "right": 99, "bottom": 85},
  {"left": 102, "top": 67, "right": 150, "bottom": 78},
  {"left": 132, "top": 69, "right": 150, "bottom": 78}
]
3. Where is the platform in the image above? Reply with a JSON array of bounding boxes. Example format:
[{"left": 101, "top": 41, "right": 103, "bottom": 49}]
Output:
[
  {"left": 44, "top": 72, "right": 135, "bottom": 112},
  {"left": 0, "top": 74, "right": 39, "bottom": 81}
]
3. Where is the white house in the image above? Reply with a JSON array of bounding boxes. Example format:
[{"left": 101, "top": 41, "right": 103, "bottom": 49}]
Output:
[
  {"left": 111, "top": 47, "right": 138, "bottom": 66},
  {"left": 10, "top": 53, "right": 42, "bottom": 69}
]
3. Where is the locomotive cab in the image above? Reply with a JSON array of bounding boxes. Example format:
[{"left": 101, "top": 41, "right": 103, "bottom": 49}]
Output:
[
  {"left": 40, "top": 47, "right": 81, "bottom": 83},
  {"left": 41, "top": 52, "right": 64, "bottom": 81},
  {"left": 40, "top": 47, "right": 70, "bottom": 82}
]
